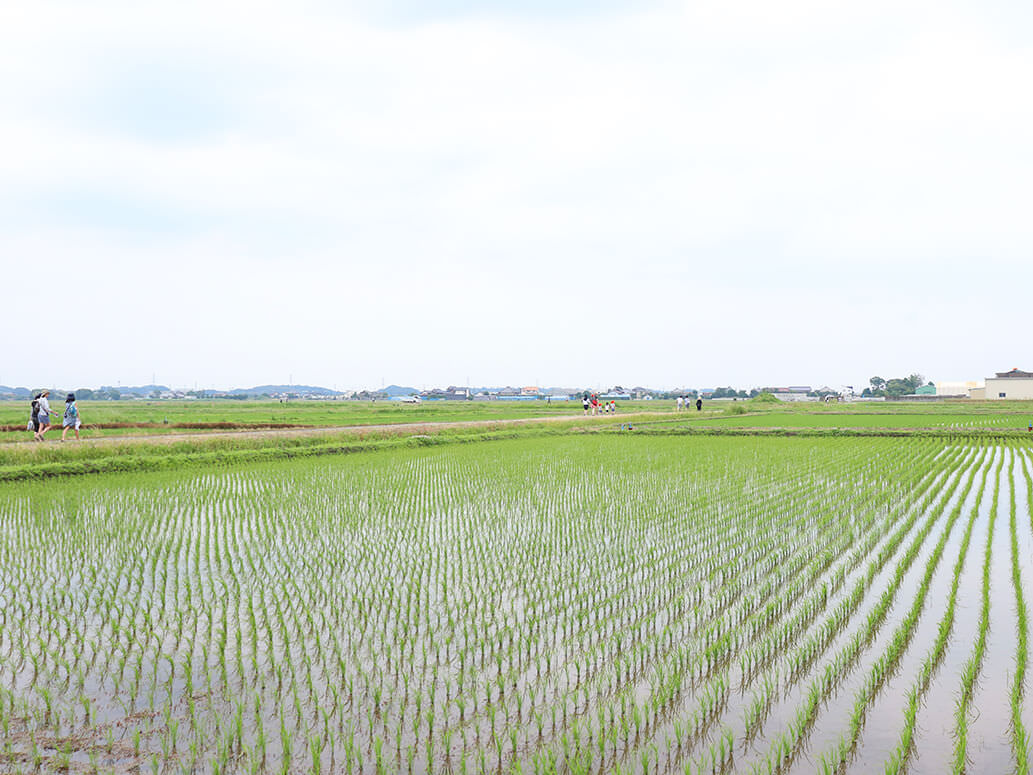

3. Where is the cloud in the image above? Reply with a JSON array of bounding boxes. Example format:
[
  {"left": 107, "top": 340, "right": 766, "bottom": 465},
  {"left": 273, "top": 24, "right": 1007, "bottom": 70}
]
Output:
[{"left": 2, "top": 1, "right": 1032, "bottom": 388}]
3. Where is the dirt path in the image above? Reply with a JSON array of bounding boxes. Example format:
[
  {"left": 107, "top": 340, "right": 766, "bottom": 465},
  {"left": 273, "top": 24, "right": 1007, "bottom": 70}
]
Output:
[{"left": 9, "top": 411, "right": 680, "bottom": 448}]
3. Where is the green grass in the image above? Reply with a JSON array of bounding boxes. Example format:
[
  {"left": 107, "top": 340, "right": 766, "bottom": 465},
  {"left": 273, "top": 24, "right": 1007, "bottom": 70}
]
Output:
[{"left": 0, "top": 398, "right": 662, "bottom": 437}]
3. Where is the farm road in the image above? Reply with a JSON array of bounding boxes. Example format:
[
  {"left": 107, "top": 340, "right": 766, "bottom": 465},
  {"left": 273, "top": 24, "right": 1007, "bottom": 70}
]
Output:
[{"left": 21, "top": 410, "right": 684, "bottom": 448}]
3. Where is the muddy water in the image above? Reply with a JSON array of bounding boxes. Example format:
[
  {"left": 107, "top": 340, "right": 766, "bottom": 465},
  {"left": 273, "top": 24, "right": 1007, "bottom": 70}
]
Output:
[
  {"left": 908, "top": 447, "right": 999, "bottom": 775},
  {"left": 789, "top": 451, "right": 983, "bottom": 773},
  {"left": 964, "top": 450, "right": 1017, "bottom": 773},
  {"left": 844, "top": 450, "right": 993, "bottom": 773}
]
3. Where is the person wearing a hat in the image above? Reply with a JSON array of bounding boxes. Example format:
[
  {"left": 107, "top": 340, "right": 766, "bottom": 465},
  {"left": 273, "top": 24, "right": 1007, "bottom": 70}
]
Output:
[{"left": 61, "top": 393, "right": 82, "bottom": 441}]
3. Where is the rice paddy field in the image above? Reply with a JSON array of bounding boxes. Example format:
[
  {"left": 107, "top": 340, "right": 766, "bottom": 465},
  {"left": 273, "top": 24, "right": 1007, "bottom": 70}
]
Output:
[{"left": 3, "top": 429, "right": 1033, "bottom": 774}]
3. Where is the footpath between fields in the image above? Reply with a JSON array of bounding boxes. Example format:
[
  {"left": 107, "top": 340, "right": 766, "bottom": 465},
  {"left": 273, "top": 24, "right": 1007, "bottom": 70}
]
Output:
[
  {"left": 1, "top": 412, "right": 1026, "bottom": 483},
  {"left": 0, "top": 412, "right": 671, "bottom": 482}
]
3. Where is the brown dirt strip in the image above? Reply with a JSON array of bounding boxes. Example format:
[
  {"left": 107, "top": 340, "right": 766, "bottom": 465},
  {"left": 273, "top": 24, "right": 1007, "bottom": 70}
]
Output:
[
  {"left": 5, "top": 411, "right": 683, "bottom": 448},
  {"left": 0, "top": 421, "right": 303, "bottom": 432}
]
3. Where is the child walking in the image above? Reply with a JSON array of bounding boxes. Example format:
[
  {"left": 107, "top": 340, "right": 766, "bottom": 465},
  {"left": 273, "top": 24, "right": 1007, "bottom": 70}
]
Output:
[{"left": 61, "top": 393, "right": 82, "bottom": 441}]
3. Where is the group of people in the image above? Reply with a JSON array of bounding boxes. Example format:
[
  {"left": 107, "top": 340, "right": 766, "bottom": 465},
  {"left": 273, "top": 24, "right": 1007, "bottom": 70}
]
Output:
[
  {"left": 29, "top": 390, "right": 82, "bottom": 441},
  {"left": 676, "top": 396, "right": 704, "bottom": 412},
  {"left": 581, "top": 394, "right": 617, "bottom": 415}
]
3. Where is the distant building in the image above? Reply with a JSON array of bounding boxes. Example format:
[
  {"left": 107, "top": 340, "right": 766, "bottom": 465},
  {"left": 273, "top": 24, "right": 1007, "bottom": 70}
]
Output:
[
  {"left": 984, "top": 368, "right": 1033, "bottom": 400},
  {"left": 761, "top": 386, "right": 812, "bottom": 394},
  {"left": 936, "top": 380, "right": 983, "bottom": 397}
]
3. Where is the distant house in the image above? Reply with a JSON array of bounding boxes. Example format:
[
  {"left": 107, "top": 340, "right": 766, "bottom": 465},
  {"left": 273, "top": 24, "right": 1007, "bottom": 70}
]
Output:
[{"left": 984, "top": 368, "right": 1033, "bottom": 400}]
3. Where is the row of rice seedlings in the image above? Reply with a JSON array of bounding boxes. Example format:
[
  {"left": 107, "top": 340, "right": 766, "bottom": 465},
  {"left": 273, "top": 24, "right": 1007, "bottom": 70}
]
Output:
[
  {"left": 740, "top": 443, "right": 983, "bottom": 774},
  {"left": 1010, "top": 448, "right": 1032, "bottom": 774},
  {"left": 512, "top": 442, "right": 867, "bottom": 772},
  {"left": 427, "top": 440, "right": 937, "bottom": 772},
  {"left": 822, "top": 445, "right": 989, "bottom": 768},
  {"left": 738, "top": 442, "right": 964, "bottom": 690},
  {"left": 730, "top": 443, "right": 973, "bottom": 766},
  {"left": 619, "top": 440, "right": 958, "bottom": 772},
  {"left": 533, "top": 440, "right": 929, "bottom": 772},
  {"left": 951, "top": 445, "right": 1004, "bottom": 774},
  {"left": 881, "top": 445, "right": 994, "bottom": 774},
  {"left": 607, "top": 440, "right": 942, "bottom": 772}
]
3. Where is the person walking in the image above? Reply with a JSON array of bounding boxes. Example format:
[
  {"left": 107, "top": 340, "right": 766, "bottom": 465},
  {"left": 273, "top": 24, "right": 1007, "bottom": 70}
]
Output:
[
  {"left": 61, "top": 393, "right": 82, "bottom": 441},
  {"left": 676, "top": 396, "right": 684, "bottom": 411},
  {"left": 28, "top": 393, "right": 41, "bottom": 436},
  {"left": 582, "top": 394, "right": 590, "bottom": 415},
  {"left": 35, "top": 390, "right": 55, "bottom": 440},
  {"left": 696, "top": 397, "right": 703, "bottom": 411}
]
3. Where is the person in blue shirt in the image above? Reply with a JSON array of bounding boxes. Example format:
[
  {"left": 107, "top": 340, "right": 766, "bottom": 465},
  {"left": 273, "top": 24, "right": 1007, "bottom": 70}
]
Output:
[{"left": 61, "top": 394, "right": 82, "bottom": 441}]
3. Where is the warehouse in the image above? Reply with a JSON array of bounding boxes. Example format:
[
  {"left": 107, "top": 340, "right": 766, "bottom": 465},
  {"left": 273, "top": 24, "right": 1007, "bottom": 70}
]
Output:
[{"left": 984, "top": 368, "right": 1033, "bottom": 400}]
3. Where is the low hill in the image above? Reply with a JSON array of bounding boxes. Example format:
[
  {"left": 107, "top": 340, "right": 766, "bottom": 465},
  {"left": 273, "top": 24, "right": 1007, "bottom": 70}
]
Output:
[{"left": 232, "top": 385, "right": 343, "bottom": 396}]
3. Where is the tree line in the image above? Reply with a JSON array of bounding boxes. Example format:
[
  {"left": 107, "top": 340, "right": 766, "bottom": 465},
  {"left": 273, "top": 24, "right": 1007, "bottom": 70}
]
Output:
[{"left": 861, "top": 374, "right": 932, "bottom": 398}]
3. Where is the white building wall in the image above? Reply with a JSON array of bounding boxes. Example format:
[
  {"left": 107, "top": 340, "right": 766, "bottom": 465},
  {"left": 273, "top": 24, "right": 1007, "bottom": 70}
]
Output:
[
  {"left": 985, "top": 378, "right": 1033, "bottom": 400},
  {"left": 936, "top": 380, "right": 982, "bottom": 397}
]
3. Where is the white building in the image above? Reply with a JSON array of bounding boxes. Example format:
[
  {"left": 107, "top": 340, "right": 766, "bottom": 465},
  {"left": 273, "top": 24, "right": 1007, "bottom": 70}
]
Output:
[
  {"left": 935, "top": 380, "right": 983, "bottom": 397},
  {"left": 984, "top": 369, "right": 1033, "bottom": 400}
]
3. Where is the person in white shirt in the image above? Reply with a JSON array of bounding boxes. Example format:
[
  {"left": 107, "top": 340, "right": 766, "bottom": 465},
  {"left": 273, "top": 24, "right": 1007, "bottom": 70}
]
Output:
[{"left": 35, "top": 390, "right": 55, "bottom": 441}]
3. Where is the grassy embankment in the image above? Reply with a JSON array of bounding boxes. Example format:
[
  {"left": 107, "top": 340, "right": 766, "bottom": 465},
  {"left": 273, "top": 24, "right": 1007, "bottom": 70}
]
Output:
[
  {"left": 0, "top": 398, "right": 663, "bottom": 439},
  {"left": 4, "top": 397, "right": 1033, "bottom": 481}
]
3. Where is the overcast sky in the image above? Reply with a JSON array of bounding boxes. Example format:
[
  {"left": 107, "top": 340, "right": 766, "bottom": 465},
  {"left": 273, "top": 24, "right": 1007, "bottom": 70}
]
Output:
[{"left": 2, "top": 1, "right": 1031, "bottom": 391}]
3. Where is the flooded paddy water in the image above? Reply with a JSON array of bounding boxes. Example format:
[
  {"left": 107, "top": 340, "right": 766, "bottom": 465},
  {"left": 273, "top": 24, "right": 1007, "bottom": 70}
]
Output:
[{"left": 0, "top": 435, "right": 1031, "bottom": 773}]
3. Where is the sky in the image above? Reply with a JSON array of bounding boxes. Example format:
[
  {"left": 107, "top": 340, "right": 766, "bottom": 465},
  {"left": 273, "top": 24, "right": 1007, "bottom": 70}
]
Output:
[{"left": 2, "top": 0, "right": 1032, "bottom": 392}]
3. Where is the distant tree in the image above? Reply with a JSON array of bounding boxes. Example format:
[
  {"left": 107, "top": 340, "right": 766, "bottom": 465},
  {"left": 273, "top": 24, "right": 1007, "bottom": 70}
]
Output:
[
  {"left": 885, "top": 378, "right": 912, "bottom": 396},
  {"left": 869, "top": 376, "right": 887, "bottom": 394}
]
